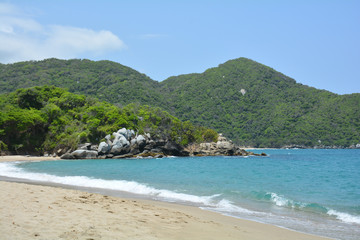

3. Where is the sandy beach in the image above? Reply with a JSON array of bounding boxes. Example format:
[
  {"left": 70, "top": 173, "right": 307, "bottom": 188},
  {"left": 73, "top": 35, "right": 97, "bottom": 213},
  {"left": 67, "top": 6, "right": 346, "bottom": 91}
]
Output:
[
  {"left": 0, "top": 155, "right": 60, "bottom": 162},
  {"left": 0, "top": 156, "right": 330, "bottom": 240}
]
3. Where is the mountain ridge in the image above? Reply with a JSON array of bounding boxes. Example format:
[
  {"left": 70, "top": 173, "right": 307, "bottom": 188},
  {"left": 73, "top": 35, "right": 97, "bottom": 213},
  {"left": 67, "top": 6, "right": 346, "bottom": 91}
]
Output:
[{"left": 1, "top": 57, "right": 359, "bottom": 147}]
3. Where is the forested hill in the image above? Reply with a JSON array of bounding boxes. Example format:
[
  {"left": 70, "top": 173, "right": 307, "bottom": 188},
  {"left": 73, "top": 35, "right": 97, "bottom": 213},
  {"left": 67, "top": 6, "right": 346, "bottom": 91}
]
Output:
[
  {"left": 1, "top": 58, "right": 359, "bottom": 147},
  {"left": 0, "top": 58, "right": 166, "bottom": 108},
  {"left": 159, "top": 58, "right": 360, "bottom": 147}
]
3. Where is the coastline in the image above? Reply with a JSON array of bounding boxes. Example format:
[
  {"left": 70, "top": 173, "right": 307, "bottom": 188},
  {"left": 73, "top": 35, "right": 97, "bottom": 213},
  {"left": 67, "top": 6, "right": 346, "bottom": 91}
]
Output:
[
  {"left": 0, "top": 155, "right": 60, "bottom": 162},
  {"left": 0, "top": 156, "right": 330, "bottom": 240}
]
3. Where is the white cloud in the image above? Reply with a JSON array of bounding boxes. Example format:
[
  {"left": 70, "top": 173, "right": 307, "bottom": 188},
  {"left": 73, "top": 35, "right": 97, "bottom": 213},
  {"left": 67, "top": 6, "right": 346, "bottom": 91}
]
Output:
[
  {"left": 0, "top": 16, "right": 43, "bottom": 34},
  {"left": 0, "top": 3, "right": 125, "bottom": 63}
]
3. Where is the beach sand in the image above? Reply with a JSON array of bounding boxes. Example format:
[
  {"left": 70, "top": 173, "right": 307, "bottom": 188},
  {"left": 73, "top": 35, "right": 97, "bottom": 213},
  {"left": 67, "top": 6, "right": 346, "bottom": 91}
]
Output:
[
  {"left": 0, "top": 155, "right": 60, "bottom": 162},
  {"left": 0, "top": 156, "right": 330, "bottom": 240}
]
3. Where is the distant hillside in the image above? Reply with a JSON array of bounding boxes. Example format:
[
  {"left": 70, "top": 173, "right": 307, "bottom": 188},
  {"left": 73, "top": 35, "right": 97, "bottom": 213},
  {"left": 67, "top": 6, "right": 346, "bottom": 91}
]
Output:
[
  {"left": 1, "top": 58, "right": 359, "bottom": 147},
  {"left": 159, "top": 58, "right": 360, "bottom": 147},
  {"left": 0, "top": 58, "right": 166, "bottom": 108}
]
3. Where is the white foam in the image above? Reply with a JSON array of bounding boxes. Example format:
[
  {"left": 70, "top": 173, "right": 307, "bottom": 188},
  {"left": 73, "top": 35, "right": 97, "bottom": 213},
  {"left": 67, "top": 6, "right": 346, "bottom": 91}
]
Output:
[
  {"left": 210, "top": 199, "right": 254, "bottom": 214},
  {"left": 266, "top": 190, "right": 360, "bottom": 225},
  {"left": 0, "top": 162, "right": 227, "bottom": 207},
  {"left": 0, "top": 162, "right": 260, "bottom": 216},
  {"left": 327, "top": 209, "right": 360, "bottom": 225},
  {"left": 269, "top": 192, "right": 291, "bottom": 207}
]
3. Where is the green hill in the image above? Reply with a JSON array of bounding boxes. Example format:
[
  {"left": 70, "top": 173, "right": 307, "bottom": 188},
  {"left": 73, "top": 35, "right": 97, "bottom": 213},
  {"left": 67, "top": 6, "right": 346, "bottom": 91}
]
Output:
[
  {"left": 0, "top": 58, "right": 165, "bottom": 108},
  {"left": 159, "top": 58, "right": 360, "bottom": 147},
  {"left": 1, "top": 58, "right": 359, "bottom": 148}
]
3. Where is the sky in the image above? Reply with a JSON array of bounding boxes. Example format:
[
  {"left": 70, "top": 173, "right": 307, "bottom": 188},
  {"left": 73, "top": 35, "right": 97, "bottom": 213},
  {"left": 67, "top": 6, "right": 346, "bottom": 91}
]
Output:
[{"left": 0, "top": 0, "right": 359, "bottom": 94}]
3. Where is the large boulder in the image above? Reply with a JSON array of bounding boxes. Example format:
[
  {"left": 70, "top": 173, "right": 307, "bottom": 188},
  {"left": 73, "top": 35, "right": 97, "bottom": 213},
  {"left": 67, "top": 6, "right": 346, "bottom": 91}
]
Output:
[
  {"left": 117, "top": 128, "right": 128, "bottom": 138},
  {"left": 135, "top": 135, "right": 146, "bottom": 146},
  {"left": 112, "top": 133, "right": 129, "bottom": 146},
  {"left": 112, "top": 132, "right": 121, "bottom": 141},
  {"left": 110, "top": 141, "right": 123, "bottom": 155},
  {"left": 89, "top": 144, "right": 98, "bottom": 151},
  {"left": 215, "top": 134, "right": 235, "bottom": 154},
  {"left": 104, "top": 134, "right": 112, "bottom": 145},
  {"left": 116, "top": 128, "right": 135, "bottom": 141},
  {"left": 62, "top": 150, "right": 98, "bottom": 159},
  {"left": 110, "top": 134, "right": 130, "bottom": 155},
  {"left": 216, "top": 141, "right": 234, "bottom": 150},
  {"left": 199, "top": 142, "right": 216, "bottom": 151},
  {"left": 161, "top": 141, "right": 185, "bottom": 156},
  {"left": 122, "top": 136, "right": 130, "bottom": 147},
  {"left": 127, "top": 129, "right": 135, "bottom": 140},
  {"left": 78, "top": 143, "right": 92, "bottom": 150},
  {"left": 98, "top": 142, "right": 111, "bottom": 154},
  {"left": 130, "top": 135, "right": 147, "bottom": 154},
  {"left": 77, "top": 143, "right": 98, "bottom": 151}
]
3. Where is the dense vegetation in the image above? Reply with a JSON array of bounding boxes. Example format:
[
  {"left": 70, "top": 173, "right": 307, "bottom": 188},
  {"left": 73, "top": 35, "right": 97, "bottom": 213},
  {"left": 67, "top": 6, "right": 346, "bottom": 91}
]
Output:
[
  {"left": 0, "top": 86, "right": 218, "bottom": 155},
  {"left": 1, "top": 58, "right": 359, "bottom": 148},
  {"left": 0, "top": 58, "right": 165, "bottom": 108},
  {"left": 159, "top": 58, "right": 360, "bottom": 147}
]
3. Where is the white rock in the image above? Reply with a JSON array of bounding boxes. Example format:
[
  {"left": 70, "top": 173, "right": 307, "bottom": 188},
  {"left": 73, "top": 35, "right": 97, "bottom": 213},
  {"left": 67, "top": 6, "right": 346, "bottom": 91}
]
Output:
[
  {"left": 136, "top": 135, "right": 146, "bottom": 144},
  {"left": 117, "top": 128, "right": 127, "bottom": 135},
  {"left": 98, "top": 142, "right": 111, "bottom": 154}
]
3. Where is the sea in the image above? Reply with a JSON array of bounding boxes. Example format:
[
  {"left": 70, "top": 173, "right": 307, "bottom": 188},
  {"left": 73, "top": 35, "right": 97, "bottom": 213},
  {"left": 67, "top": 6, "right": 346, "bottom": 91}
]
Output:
[{"left": 0, "top": 149, "right": 359, "bottom": 240}]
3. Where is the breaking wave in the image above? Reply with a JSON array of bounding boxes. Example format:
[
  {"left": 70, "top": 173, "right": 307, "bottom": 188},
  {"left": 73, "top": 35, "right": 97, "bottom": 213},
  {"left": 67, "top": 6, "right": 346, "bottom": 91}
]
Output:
[
  {"left": 1, "top": 162, "right": 359, "bottom": 225},
  {"left": 0, "top": 162, "right": 254, "bottom": 215},
  {"left": 254, "top": 191, "right": 360, "bottom": 224}
]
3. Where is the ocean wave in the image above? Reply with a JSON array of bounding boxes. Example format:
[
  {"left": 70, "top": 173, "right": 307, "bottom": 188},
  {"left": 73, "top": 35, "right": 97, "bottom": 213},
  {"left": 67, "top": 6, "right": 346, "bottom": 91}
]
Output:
[
  {"left": 268, "top": 192, "right": 293, "bottom": 207},
  {"left": 257, "top": 191, "right": 360, "bottom": 225},
  {"left": 255, "top": 192, "right": 326, "bottom": 212},
  {"left": 327, "top": 209, "right": 360, "bottom": 225},
  {"left": 0, "top": 162, "right": 252, "bottom": 215},
  {"left": 202, "top": 199, "right": 256, "bottom": 215},
  {"left": 0, "top": 162, "right": 214, "bottom": 203},
  {"left": 2, "top": 162, "right": 359, "bottom": 226}
]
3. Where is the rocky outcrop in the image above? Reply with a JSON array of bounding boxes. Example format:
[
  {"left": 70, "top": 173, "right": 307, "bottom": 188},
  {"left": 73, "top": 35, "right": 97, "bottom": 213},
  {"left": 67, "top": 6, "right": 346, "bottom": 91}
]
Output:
[
  {"left": 61, "top": 130, "right": 266, "bottom": 159},
  {"left": 61, "top": 128, "right": 188, "bottom": 159},
  {"left": 186, "top": 134, "right": 266, "bottom": 157},
  {"left": 61, "top": 149, "right": 98, "bottom": 159}
]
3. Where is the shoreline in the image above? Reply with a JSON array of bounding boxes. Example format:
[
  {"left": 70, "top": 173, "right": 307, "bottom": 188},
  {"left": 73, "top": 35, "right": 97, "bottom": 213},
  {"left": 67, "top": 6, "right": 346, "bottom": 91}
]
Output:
[
  {"left": 0, "top": 155, "right": 60, "bottom": 162},
  {"left": 0, "top": 156, "right": 331, "bottom": 239}
]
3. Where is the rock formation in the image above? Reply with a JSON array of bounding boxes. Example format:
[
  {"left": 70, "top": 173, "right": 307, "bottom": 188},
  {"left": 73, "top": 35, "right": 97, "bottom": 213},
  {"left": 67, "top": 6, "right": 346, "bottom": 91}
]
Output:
[
  {"left": 61, "top": 130, "right": 266, "bottom": 159},
  {"left": 61, "top": 128, "right": 188, "bottom": 159},
  {"left": 186, "top": 134, "right": 266, "bottom": 157}
]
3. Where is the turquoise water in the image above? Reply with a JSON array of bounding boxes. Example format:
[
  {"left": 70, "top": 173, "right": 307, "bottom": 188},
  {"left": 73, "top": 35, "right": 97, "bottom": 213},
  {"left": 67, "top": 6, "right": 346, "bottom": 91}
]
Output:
[{"left": 1, "top": 149, "right": 359, "bottom": 239}]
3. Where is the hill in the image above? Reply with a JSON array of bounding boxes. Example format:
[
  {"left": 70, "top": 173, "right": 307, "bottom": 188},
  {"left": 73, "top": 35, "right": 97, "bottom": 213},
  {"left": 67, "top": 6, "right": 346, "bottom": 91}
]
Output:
[
  {"left": 0, "top": 58, "right": 359, "bottom": 148},
  {"left": 0, "top": 58, "right": 165, "bottom": 108},
  {"left": 159, "top": 58, "right": 360, "bottom": 147},
  {"left": 0, "top": 86, "right": 217, "bottom": 155}
]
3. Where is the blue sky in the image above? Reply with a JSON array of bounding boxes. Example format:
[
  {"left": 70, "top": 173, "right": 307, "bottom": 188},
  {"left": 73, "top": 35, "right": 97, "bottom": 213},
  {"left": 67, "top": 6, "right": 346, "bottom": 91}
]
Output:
[{"left": 0, "top": 0, "right": 359, "bottom": 94}]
